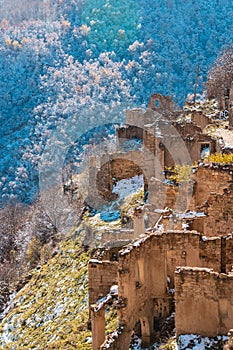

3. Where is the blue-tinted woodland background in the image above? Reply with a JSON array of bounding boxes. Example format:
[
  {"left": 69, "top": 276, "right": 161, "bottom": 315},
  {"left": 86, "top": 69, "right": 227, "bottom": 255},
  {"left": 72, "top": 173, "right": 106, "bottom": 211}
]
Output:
[{"left": 0, "top": 0, "right": 232, "bottom": 203}]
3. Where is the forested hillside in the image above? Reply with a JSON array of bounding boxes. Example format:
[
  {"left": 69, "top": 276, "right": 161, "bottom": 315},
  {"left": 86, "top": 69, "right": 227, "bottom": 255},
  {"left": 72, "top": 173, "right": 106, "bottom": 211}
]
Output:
[{"left": 0, "top": 0, "right": 233, "bottom": 204}]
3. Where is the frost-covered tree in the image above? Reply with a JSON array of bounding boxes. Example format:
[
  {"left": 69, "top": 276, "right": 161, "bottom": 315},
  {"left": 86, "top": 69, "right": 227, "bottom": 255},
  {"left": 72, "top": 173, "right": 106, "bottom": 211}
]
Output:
[
  {"left": 207, "top": 48, "right": 233, "bottom": 108},
  {"left": 0, "top": 0, "right": 233, "bottom": 205}
]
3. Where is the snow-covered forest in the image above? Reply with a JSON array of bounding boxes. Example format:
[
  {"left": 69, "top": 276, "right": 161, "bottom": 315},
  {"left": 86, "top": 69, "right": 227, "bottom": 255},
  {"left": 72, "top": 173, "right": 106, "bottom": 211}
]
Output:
[{"left": 0, "top": 0, "right": 233, "bottom": 204}]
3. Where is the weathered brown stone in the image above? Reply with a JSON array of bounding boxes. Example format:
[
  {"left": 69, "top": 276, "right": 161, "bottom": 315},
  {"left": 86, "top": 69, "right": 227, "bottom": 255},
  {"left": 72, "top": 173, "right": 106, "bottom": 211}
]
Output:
[
  {"left": 175, "top": 267, "right": 233, "bottom": 337},
  {"left": 89, "top": 230, "right": 233, "bottom": 349},
  {"left": 88, "top": 95, "right": 233, "bottom": 349}
]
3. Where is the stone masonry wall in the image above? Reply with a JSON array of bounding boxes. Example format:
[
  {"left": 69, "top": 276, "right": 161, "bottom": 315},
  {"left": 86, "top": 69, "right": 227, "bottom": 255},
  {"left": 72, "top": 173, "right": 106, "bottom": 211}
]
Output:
[
  {"left": 191, "top": 111, "right": 211, "bottom": 130},
  {"left": 90, "top": 231, "right": 233, "bottom": 349},
  {"left": 96, "top": 154, "right": 145, "bottom": 201},
  {"left": 163, "top": 231, "right": 223, "bottom": 287},
  {"left": 225, "top": 236, "right": 233, "bottom": 272},
  {"left": 193, "top": 166, "right": 233, "bottom": 208},
  {"left": 175, "top": 267, "right": 233, "bottom": 337},
  {"left": 116, "top": 231, "right": 231, "bottom": 341},
  {"left": 116, "top": 125, "right": 143, "bottom": 142},
  {"left": 88, "top": 259, "right": 118, "bottom": 313},
  {"left": 117, "top": 234, "right": 169, "bottom": 347},
  {"left": 201, "top": 186, "right": 233, "bottom": 237}
]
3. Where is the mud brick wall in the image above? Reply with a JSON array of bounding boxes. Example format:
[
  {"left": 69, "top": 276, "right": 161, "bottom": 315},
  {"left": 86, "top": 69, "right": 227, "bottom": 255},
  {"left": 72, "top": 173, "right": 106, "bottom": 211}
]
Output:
[
  {"left": 88, "top": 259, "right": 118, "bottom": 311},
  {"left": 199, "top": 236, "right": 222, "bottom": 271},
  {"left": 202, "top": 187, "right": 233, "bottom": 236},
  {"left": 174, "top": 123, "right": 215, "bottom": 164},
  {"left": 117, "top": 234, "right": 169, "bottom": 347},
  {"left": 148, "top": 94, "right": 174, "bottom": 112},
  {"left": 96, "top": 151, "right": 145, "bottom": 200},
  {"left": 225, "top": 236, "right": 233, "bottom": 272},
  {"left": 191, "top": 111, "right": 210, "bottom": 130},
  {"left": 175, "top": 267, "right": 233, "bottom": 337},
  {"left": 118, "top": 234, "right": 167, "bottom": 327},
  {"left": 165, "top": 231, "right": 200, "bottom": 287},
  {"left": 165, "top": 232, "right": 222, "bottom": 286},
  {"left": 100, "top": 327, "right": 131, "bottom": 350},
  {"left": 90, "top": 231, "right": 233, "bottom": 349},
  {"left": 125, "top": 109, "right": 145, "bottom": 129},
  {"left": 193, "top": 166, "right": 233, "bottom": 207},
  {"left": 116, "top": 125, "right": 143, "bottom": 141}
]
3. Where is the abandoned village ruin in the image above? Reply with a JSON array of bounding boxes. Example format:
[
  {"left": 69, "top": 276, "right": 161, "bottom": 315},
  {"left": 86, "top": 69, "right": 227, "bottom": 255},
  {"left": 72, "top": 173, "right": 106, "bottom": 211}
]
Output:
[{"left": 86, "top": 86, "right": 233, "bottom": 349}]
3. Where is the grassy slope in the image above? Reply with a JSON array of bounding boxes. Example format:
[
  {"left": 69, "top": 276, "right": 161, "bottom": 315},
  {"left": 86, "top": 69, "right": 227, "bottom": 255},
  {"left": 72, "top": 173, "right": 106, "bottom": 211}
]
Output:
[
  {"left": 0, "top": 231, "right": 91, "bottom": 349},
  {"left": 0, "top": 189, "right": 144, "bottom": 349},
  {"left": 0, "top": 222, "right": 119, "bottom": 350}
]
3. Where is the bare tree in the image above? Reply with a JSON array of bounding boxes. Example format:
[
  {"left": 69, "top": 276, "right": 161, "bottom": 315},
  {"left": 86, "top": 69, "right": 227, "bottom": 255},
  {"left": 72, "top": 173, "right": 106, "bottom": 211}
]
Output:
[
  {"left": 207, "top": 48, "right": 233, "bottom": 109},
  {"left": 0, "top": 203, "right": 25, "bottom": 265}
]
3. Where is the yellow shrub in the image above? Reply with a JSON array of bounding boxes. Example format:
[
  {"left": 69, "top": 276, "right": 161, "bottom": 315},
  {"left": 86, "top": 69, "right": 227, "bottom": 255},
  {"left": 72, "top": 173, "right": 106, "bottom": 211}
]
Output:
[
  {"left": 167, "top": 164, "right": 192, "bottom": 183},
  {"left": 207, "top": 152, "right": 233, "bottom": 164}
]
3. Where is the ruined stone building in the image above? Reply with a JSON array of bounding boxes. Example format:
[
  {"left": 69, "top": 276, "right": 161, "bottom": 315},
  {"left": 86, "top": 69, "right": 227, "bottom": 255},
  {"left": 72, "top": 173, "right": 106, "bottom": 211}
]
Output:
[{"left": 87, "top": 95, "right": 233, "bottom": 349}]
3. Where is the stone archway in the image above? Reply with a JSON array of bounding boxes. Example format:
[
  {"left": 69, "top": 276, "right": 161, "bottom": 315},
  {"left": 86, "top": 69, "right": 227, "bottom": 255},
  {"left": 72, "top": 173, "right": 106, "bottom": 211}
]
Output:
[{"left": 96, "top": 157, "right": 148, "bottom": 201}]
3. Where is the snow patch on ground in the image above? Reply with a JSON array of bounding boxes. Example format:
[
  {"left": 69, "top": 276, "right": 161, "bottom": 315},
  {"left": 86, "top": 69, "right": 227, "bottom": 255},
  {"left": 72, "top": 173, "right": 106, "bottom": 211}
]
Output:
[
  {"left": 178, "top": 334, "right": 229, "bottom": 349},
  {"left": 213, "top": 128, "right": 233, "bottom": 149},
  {"left": 131, "top": 334, "right": 229, "bottom": 349},
  {"left": 112, "top": 174, "right": 144, "bottom": 200},
  {"left": 99, "top": 175, "right": 144, "bottom": 222}
]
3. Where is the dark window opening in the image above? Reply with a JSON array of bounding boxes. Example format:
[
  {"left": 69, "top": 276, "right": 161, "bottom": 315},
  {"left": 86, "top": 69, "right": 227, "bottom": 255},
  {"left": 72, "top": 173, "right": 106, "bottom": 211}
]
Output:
[
  {"left": 133, "top": 321, "right": 142, "bottom": 337},
  {"left": 154, "top": 317, "right": 160, "bottom": 331},
  {"left": 110, "top": 252, "right": 118, "bottom": 261},
  {"left": 200, "top": 143, "right": 210, "bottom": 159}
]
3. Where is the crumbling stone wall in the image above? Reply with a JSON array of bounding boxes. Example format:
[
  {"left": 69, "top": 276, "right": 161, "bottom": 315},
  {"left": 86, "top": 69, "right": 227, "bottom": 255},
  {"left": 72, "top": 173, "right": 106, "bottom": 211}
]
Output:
[
  {"left": 88, "top": 259, "right": 118, "bottom": 312},
  {"left": 174, "top": 123, "right": 215, "bottom": 163},
  {"left": 126, "top": 108, "right": 145, "bottom": 129},
  {"left": 117, "top": 233, "right": 169, "bottom": 348},
  {"left": 148, "top": 93, "right": 174, "bottom": 112},
  {"left": 116, "top": 105, "right": 217, "bottom": 173},
  {"left": 91, "top": 149, "right": 156, "bottom": 202},
  {"left": 190, "top": 175, "right": 233, "bottom": 236},
  {"left": 191, "top": 111, "right": 211, "bottom": 130},
  {"left": 90, "top": 101, "right": 222, "bottom": 207},
  {"left": 163, "top": 231, "right": 225, "bottom": 287},
  {"left": 100, "top": 326, "right": 131, "bottom": 350},
  {"left": 199, "top": 236, "right": 222, "bottom": 271},
  {"left": 116, "top": 231, "right": 231, "bottom": 341},
  {"left": 116, "top": 125, "right": 143, "bottom": 143},
  {"left": 175, "top": 267, "right": 233, "bottom": 337},
  {"left": 90, "top": 231, "right": 233, "bottom": 349},
  {"left": 200, "top": 185, "right": 233, "bottom": 237},
  {"left": 165, "top": 231, "right": 201, "bottom": 287},
  {"left": 100, "top": 229, "right": 135, "bottom": 246},
  {"left": 192, "top": 165, "right": 233, "bottom": 208},
  {"left": 96, "top": 154, "right": 145, "bottom": 201}
]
